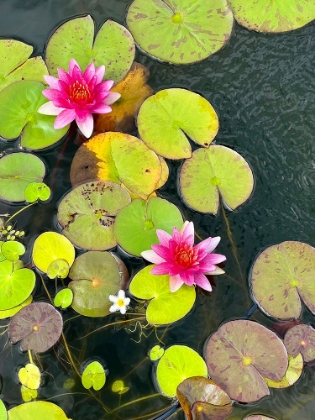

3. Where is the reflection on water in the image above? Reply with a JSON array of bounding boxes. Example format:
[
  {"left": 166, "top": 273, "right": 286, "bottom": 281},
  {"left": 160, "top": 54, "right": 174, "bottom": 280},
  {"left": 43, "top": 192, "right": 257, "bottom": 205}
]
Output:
[{"left": 0, "top": 0, "right": 315, "bottom": 419}]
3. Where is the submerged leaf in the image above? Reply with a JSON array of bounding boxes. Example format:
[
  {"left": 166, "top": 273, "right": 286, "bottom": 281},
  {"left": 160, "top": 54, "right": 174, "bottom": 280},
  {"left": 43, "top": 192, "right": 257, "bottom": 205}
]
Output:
[
  {"left": 20, "top": 386, "right": 37, "bottom": 403},
  {"left": 81, "top": 361, "right": 106, "bottom": 391},
  {"left": 111, "top": 380, "right": 129, "bottom": 394}
]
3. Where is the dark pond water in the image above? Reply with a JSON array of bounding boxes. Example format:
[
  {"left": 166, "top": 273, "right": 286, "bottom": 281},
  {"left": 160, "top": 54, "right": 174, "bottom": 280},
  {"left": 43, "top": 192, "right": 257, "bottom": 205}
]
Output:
[{"left": 0, "top": 1, "right": 315, "bottom": 419}]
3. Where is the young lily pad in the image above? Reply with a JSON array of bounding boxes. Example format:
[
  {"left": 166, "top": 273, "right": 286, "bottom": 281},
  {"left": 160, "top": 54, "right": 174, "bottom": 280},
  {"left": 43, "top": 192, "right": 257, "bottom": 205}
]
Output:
[
  {"left": 284, "top": 324, "right": 315, "bottom": 363},
  {"left": 20, "top": 386, "right": 37, "bottom": 403},
  {"left": 114, "top": 197, "right": 183, "bottom": 256},
  {"left": 156, "top": 345, "right": 208, "bottom": 398},
  {"left": 129, "top": 265, "right": 196, "bottom": 325},
  {"left": 45, "top": 15, "right": 135, "bottom": 83},
  {"left": 0, "top": 153, "right": 46, "bottom": 202},
  {"left": 54, "top": 288, "right": 73, "bottom": 309},
  {"left": 0, "top": 400, "right": 7, "bottom": 420},
  {"left": 127, "top": 0, "right": 233, "bottom": 64},
  {"left": 177, "top": 377, "right": 232, "bottom": 420},
  {"left": 18, "top": 364, "right": 41, "bottom": 390},
  {"left": 180, "top": 146, "right": 254, "bottom": 214},
  {"left": 111, "top": 380, "right": 129, "bottom": 394},
  {"left": 0, "top": 81, "right": 69, "bottom": 150},
  {"left": 228, "top": 0, "right": 315, "bottom": 33},
  {"left": 265, "top": 353, "right": 303, "bottom": 389},
  {"left": 250, "top": 241, "right": 315, "bottom": 320},
  {"left": 0, "top": 260, "right": 35, "bottom": 311},
  {"left": 7, "top": 401, "right": 71, "bottom": 420},
  {"left": 8, "top": 302, "right": 63, "bottom": 353},
  {"left": 149, "top": 345, "right": 165, "bottom": 362},
  {"left": 138, "top": 89, "right": 219, "bottom": 159},
  {"left": 69, "top": 251, "right": 127, "bottom": 317},
  {"left": 57, "top": 181, "right": 131, "bottom": 251},
  {"left": 32, "top": 232, "right": 75, "bottom": 275},
  {"left": 81, "top": 361, "right": 106, "bottom": 391},
  {"left": 70, "top": 132, "right": 162, "bottom": 199},
  {"left": 47, "top": 259, "right": 70, "bottom": 280},
  {"left": 24, "top": 182, "right": 51, "bottom": 203},
  {"left": 0, "top": 39, "right": 48, "bottom": 92},
  {"left": 0, "top": 296, "right": 33, "bottom": 320},
  {"left": 205, "top": 320, "right": 288, "bottom": 403},
  {"left": 1, "top": 241, "right": 25, "bottom": 261},
  {"left": 94, "top": 62, "right": 154, "bottom": 134}
]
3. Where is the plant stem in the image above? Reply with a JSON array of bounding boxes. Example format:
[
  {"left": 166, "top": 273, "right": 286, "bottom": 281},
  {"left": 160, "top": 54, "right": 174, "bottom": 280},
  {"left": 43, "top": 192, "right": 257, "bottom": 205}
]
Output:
[{"left": 5, "top": 202, "right": 37, "bottom": 225}]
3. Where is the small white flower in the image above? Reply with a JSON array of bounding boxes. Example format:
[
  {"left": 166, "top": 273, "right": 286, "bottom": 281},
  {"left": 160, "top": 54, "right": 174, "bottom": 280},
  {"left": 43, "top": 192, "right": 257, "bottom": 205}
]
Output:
[{"left": 109, "top": 290, "right": 130, "bottom": 314}]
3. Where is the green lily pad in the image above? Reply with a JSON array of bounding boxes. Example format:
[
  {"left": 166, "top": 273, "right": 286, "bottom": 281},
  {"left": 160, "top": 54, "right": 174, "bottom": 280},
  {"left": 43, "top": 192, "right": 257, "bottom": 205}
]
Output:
[
  {"left": 58, "top": 181, "right": 131, "bottom": 251},
  {"left": 0, "top": 153, "right": 46, "bottom": 202},
  {"left": 250, "top": 241, "right": 315, "bottom": 320},
  {"left": 0, "top": 260, "right": 35, "bottom": 311},
  {"left": 0, "top": 296, "right": 33, "bottom": 320},
  {"left": 54, "top": 288, "right": 73, "bottom": 309},
  {"left": 156, "top": 345, "right": 207, "bottom": 398},
  {"left": 1, "top": 241, "right": 25, "bottom": 261},
  {"left": 205, "top": 320, "right": 288, "bottom": 403},
  {"left": 18, "top": 364, "right": 41, "bottom": 390},
  {"left": 137, "top": 89, "right": 219, "bottom": 159},
  {"left": 45, "top": 15, "right": 135, "bottom": 83},
  {"left": 114, "top": 197, "right": 183, "bottom": 256},
  {"left": 129, "top": 265, "right": 196, "bottom": 325},
  {"left": 8, "top": 302, "right": 63, "bottom": 353},
  {"left": 177, "top": 377, "right": 233, "bottom": 420},
  {"left": 0, "top": 400, "right": 7, "bottom": 420},
  {"left": 149, "top": 345, "right": 165, "bottom": 361},
  {"left": 69, "top": 251, "right": 128, "bottom": 317},
  {"left": 228, "top": 0, "right": 315, "bottom": 33},
  {"left": 111, "top": 380, "right": 129, "bottom": 394},
  {"left": 20, "top": 386, "right": 37, "bottom": 403},
  {"left": 127, "top": 0, "right": 233, "bottom": 64},
  {"left": 70, "top": 132, "right": 162, "bottom": 199},
  {"left": 8, "top": 401, "right": 71, "bottom": 420},
  {"left": 0, "top": 81, "right": 69, "bottom": 150},
  {"left": 25, "top": 182, "right": 51, "bottom": 203},
  {"left": 81, "top": 361, "right": 106, "bottom": 391},
  {"left": 179, "top": 145, "right": 254, "bottom": 214},
  {"left": 32, "top": 232, "right": 75, "bottom": 275},
  {"left": 284, "top": 324, "right": 315, "bottom": 363},
  {"left": 47, "top": 259, "right": 70, "bottom": 280},
  {"left": 0, "top": 39, "right": 48, "bottom": 92}
]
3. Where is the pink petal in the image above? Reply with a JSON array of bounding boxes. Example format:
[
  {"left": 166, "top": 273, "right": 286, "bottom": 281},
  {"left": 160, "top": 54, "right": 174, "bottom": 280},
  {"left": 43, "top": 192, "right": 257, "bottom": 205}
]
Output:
[
  {"left": 171, "top": 226, "right": 182, "bottom": 243},
  {"left": 101, "top": 79, "right": 114, "bottom": 91},
  {"left": 54, "top": 109, "right": 76, "bottom": 129},
  {"left": 208, "top": 266, "right": 225, "bottom": 275},
  {"left": 42, "top": 88, "right": 66, "bottom": 103},
  {"left": 201, "top": 253, "right": 227, "bottom": 266},
  {"left": 90, "top": 103, "right": 112, "bottom": 114},
  {"left": 76, "top": 113, "right": 94, "bottom": 138},
  {"left": 95, "top": 65, "right": 105, "bottom": 83},
  {"left": 69, "top": 58, "right": 81, "bottom": 75},
  {"left": 181, "top": 221, "right": 194, "bottom": 240},
  {"left": 104, "top": 92, "right": 121, "bottom": 105},
  {"left": 57, "top": 67, "right": 72, "bottom": 84},
  {"left": 195, "top": 236, "right": 221, "bottom": 253},
  {"left": 151, "top": 244, "right": 173, "bottom": 261},
  {"left": 193, "top": 273, "right": 212, "bottom": 291},
  {"left": 151, "top": 262, "right": 172, "bottom": 275},
  {"left": 37, "top": 101, "right": 62, "bottom": 116},
  {"left": 83, "top": 62, "right": 96, "bottom": 83},
  {"left": 156, "top": 229, "right": 172, "bottom": 247},
  {"left": 179, "top": 271, "right": 195, "bottom": 286},
  {"left": 44, "top": 75, "right": 60, "bottom": 89},
  {"left": 169, "top": 274, "right": 184, "bottom": 292},
  {"left": 141, "top": 250, "right": 165, "bottom": 264}
]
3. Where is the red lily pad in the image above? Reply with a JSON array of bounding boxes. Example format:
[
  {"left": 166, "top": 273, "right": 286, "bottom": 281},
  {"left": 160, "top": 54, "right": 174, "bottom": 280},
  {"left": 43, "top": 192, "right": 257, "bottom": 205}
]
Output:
[
  {"left": 284, "top": 324, "right": 315, "bottom": 363},
  {"left": 8, "top": 302, "right": 63, "bottom": 353},
  {"left": 250, "top": 241, "right": 315, "bottom": 320},
  {"left": 205, "top": 320, "right": 288, "bottom": 403},
  {"left": 177, "top": 377, "right": 232, "bottom": 420}
]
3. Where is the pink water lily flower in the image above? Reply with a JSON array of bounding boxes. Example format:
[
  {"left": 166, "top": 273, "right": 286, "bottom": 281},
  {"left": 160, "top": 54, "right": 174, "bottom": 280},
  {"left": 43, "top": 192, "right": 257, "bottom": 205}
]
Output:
[
  {"left": 141, "top": 222, "right": 226, "bottom": 292},
  {"left": 38, "top": 58, "right": 121, "bottom": 138}
]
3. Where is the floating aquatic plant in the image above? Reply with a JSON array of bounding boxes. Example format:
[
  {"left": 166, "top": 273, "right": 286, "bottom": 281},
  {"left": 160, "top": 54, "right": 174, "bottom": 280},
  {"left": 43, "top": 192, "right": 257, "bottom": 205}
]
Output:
[{"left": 81, "top": 361, "right": 106, "bottom": 391}]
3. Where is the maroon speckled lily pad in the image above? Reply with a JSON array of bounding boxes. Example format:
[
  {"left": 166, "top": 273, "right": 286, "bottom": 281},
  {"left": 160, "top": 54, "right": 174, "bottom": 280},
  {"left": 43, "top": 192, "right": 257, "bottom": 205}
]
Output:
[
  {"left": 177, "top": 377, "right": 232, "bottom": 420},
  {"left": 205, "top": 320, "right": 288, "bottom": 403},
  {"left": 284, "top": 324, "right": 315, "bottom": 363},
  {"left": 8, "top": 302, "right": 63, "bottom": 353},
  {"left": 250, "top": 241, "right": 315, "bottom": 320}
]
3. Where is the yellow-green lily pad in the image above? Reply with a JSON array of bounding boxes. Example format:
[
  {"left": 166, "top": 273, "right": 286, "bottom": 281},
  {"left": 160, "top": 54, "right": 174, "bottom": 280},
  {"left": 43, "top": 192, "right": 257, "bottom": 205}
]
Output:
[
  {"left": 47, "top": 259, "right": 70, "bottom": 280},
  {"left": 0, "top": 400, "right": 7, "bottom": 420},
  {"left": 81, "top": 361, "right": 106, "bottom": 391},
  {"left": 8, "top": 401, "right": 71, "bottom": 420},
  {"left": 265, "top": 353, "right": 303, "bottom": 388},
  {"left": 0, "top": 296, "right": 33, "bottom": 320},
  {"left": 18, "top": 364, "right": 41, "bottom": 390},
  {"left": 1, "top": 241, "right": 25, "bottom": 261},
  {"left": 24, "top": 182, "right": 51, "bottom": 203},
  {"left": 54, "top": 288, "right": 73, "bottom": 309}
]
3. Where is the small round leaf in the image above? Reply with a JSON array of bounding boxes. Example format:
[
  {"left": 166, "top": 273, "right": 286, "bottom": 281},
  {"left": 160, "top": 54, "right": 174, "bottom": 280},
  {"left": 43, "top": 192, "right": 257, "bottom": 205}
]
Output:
[
  {"left": 18, "top": 364, "right": 41, "bottom": 390},
  {"left": 284, "top": 324, "right": 315, "bottom": 363},
  {"left": 54, "top": 289, "right": 73, "bottom": 309},
  {"left": 81, "top": 361, "right": 106, "bottom": 391},
  {"left": 149, "top": 345, "right": 165, "bottom": 362},
  {"left": 1, "top": 241, "right": 25, "bottom": 261},
  {"left": 25, "top": 182, "right": 51, "bottom": 203}
]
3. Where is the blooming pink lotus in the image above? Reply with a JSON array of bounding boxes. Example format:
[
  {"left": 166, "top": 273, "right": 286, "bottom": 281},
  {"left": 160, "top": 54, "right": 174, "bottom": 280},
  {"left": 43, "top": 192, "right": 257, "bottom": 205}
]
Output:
[
  {"left": 141, "top": 222, "right": 226, "bottom": 292},
  {"left": 38, "top": 59, "right": 121, "bottom": 138}
]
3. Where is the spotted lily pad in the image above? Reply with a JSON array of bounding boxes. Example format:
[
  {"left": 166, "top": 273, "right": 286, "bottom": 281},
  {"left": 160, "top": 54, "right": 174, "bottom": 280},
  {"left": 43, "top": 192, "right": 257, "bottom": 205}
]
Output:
[
  {"left": 0, "top": 153, "right": 46, "bottom": 202},
  {"left": 0, "top": 260, "right": 35, "bottom": 311},
  {"left": 127, "top": 0, "right": 233, "bottom": 64},
  {"left": 18, "top": 364, "right": 41, "bottom": 390},
  {"left": 69, "top": 251, "right": 128, "bottom": 317},
  {"left": 32, "top": 232, "right": 75, "bottom": 275},
  {"left": 138, "top": 89, "right": 219, "bottom": 159},
  {"left": 177, "top": 377, "right": 232, "bottom": 420},
  {"left": 57, "top": 181, "right": 131, "bottom": 250},
  {"left": 0, "top": 81, "right": 69, "bottom": 150},
  {"left": 1, "top": 241, "right": 25, "bottom": 261},
  {"left": 265, "top": 353, "right": 303, "bottom": 388},
  {"left": 0, "top": 296, "right": 33, "bottom": 320},
  {"left": 81, "top": 361, "right": 106, "bottom": 391},
  {"left": 129, "top": 265, "right": 196, "bottom": 325},
  {"left": 205, "top": 320, "right": 288, "bottom": 403},
  {"left": 179, "top": 146, "right": 254, "bottom": 214},
  {"left": 156, "top": 345, "right": 208, "bottom": 398},
  {"left": 7, "top": 401, "right": 71, "bottom": 420},
  {"left": 70, "top": 133, "right": 162, "bottom": 199},
  {"left": 284, "top": 324, "right": 315, "bottom": 363},
  {"left": 24, "top": 182, "right": 51, "bottom": 203},
  {"left": 250, "top": 241, "right": 315, "bottom": 320},
  {"left": 54, "top": 288, "right": 73, "bottom": 309},
  {"left": 0, "top": 39, "right": 48, "bottom": 92},
  {"left": 0, "top": 400, "right": 7, "bottom": 420},
  {"left": 228, "top": 0, "right": 315, "bottom": 33},
  {"left": 8, "top": 302, "right": 63, "bottom": 353},
  {"left": 45, "top": 15, "right": 135, "bottom": 83},
  {"left": 114, "top": 197, "right": 183, "bottom": 256}
]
